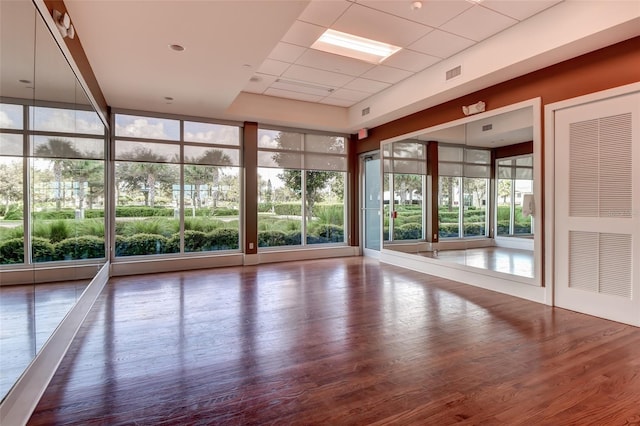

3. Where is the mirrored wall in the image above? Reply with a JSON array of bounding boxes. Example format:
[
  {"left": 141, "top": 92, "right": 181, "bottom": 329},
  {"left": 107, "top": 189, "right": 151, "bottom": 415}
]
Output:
[
  {"left": 0, "top": 0, "right": 107, "bottom": 400},
  {"left": 381, "top": 101, "right": 541, "bottom": 286}
]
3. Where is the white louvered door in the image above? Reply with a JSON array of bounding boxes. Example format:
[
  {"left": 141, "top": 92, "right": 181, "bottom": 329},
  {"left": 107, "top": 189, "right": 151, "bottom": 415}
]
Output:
[{"left": 555, "top": 91, "right": 640, "bottom": 326}]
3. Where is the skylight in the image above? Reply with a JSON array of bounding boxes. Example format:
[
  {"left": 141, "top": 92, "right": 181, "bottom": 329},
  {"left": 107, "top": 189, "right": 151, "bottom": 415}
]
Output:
[{"left": 311, "top": 29, "right": 401, "bottom": 64}]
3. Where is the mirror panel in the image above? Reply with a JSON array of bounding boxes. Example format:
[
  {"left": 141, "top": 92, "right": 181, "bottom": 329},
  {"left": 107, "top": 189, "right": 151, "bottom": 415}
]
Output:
[
  {"left": 381, "top": 104, "right": 539, "bottom": 285},
  {"left": 0, "top": 0, "right": 106, "bottom": 401}
]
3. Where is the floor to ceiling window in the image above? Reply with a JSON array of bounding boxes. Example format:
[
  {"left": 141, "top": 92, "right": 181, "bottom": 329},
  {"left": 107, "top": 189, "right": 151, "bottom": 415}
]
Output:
[
  {"left": 438, "top": 145, "right": 490, "bottom": 239},
  {"left": 0, "top": 102, "right": 106, "bottom": 265},
  {"left": 257, "top": 128, "right": 347, "bottom": 248},
  {"left": 496, "top": 154, "right": 534, "bottom": 236},
  {"left": 113, "top": 113, "right": 241, "bottom": 257}
]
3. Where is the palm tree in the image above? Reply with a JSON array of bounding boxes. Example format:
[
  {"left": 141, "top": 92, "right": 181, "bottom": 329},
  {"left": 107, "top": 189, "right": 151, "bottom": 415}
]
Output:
[
  {"left": 184, "top": 149, "right": 232, "bottom": 209},
  {"left": 118, "top": 148, "right": 173, "bottom": 207},
  {"left": 34, "top": 138, "right": 81, "bottom": 209}
]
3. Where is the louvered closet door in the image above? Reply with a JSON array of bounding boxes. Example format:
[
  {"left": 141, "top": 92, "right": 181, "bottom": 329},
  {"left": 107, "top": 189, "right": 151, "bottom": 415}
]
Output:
[{"left": 555, "top": 91, "right": 640, "bottom": 326}]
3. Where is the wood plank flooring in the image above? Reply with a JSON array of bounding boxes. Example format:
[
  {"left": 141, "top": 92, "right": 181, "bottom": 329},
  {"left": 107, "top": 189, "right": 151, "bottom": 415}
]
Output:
[
  {"left": 418, "top": 247, "right": 535, "bottom": 278},
  {"left": 27, "top": 257, "right": 640, "bottom": 425}
]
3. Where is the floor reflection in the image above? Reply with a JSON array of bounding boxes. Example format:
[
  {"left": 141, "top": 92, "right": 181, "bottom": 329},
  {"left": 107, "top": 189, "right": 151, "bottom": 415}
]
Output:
[
  {"left": 418, "top": 247, "right": 534, "bottom": 278},
  {"left": 0, "top": 280, "right": 88, "bottom": 399}
]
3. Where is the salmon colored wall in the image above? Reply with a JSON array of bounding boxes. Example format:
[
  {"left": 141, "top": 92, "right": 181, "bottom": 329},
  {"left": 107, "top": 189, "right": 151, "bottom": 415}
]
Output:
[{"left": 356, "top": 36, "right": 640, "bottom": 153}]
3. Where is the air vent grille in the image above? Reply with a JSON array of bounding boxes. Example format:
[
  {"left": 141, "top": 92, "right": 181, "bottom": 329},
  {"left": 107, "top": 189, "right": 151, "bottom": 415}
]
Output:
[{"left": 446, "top": 66, "right": 461, "bottom": 80}]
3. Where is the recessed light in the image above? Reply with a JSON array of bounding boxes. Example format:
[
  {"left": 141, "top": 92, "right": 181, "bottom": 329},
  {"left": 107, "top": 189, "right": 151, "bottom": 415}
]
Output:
[
  {"left": 164, "top": 96, "right": 174, "bottom": 101},
  {"left": 411, "top": 1, "right": 422, "bottom": 10},
  {"left": 311, "top": 29, "right": 401, "bottom": 64},
  {"left": 18, "top": 79, "right": 32, "bottom": 84},
  {"left": 168, "top": 44, "right": 185, "bottom": 52},
  {"left": 249, "top": 76, "right": 262, "bottom": 83}
]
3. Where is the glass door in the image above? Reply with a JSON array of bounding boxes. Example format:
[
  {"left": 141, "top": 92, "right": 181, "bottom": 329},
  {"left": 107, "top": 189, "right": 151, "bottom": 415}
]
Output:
[{"left": 362, "top": 152, "right": 381, "bottom": 255}]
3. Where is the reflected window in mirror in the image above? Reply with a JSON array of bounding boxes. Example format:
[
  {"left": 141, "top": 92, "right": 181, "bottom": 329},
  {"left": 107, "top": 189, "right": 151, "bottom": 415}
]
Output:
[
  {"left": 383, "top": 141, "right": 426, "bottom": 242},
  {"left": 496, "top": 154, "right": 534, "bottom": 237},
  {"left": 438, "top": 145, "right": 490, "bottom": 239}
]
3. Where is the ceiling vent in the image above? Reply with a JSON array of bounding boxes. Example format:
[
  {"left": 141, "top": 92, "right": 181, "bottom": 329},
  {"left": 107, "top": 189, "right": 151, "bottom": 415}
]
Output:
[
  {"left": 482, "top": 124, "right": 493, "bottom": 131},
  {"left": 362, "top": 107, "right": 370, "bottom": 116},
  {"left": 446, "top": 65, "right": 461, "bottom": 80}
]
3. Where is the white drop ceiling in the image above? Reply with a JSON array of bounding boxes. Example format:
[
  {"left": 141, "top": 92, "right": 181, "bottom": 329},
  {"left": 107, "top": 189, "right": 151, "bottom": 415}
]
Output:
[{"left": 44, "top": 0, "right": 640, "bottom": 132}]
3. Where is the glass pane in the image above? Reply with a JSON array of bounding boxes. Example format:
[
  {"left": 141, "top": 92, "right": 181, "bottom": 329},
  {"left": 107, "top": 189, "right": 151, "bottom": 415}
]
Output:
[
  {"left": 392, "top": 141, "right": 425, "bottom": 159},
  {"left": 498, "top": 165, "right": 512, "bottom": 179},
  {"left": 438, "top": 162, "right": 463, "bottom": 177},
  {"left": 0, "top": 133, "right": 23, "bottom": 156},
  {"left": 305, "top": 134, "right": 345, "bottom": 154},
  {"left": 465, "top": 149, "right": 490, "bottom": 164},
  {"left": 115, "top": 140, "right": 179, "bottom": 163},
  {"left": 383, "top": 173, "right": 391, "bottom": 241},
  {"left": 183, "top": 165, "right": 240, "bottom": 252},
  {"left": 114, "top": 162, "right": 180, "bottom": 256},
  {"left": 364, "top": 157, "right": 380, "bottom": 251},
  {"left": 0, "top": 157, "right": 23, "bottom": 264},
  {"left": 515, "top": 167, "right": 533, "bottom": 180},
  {"left": 464, "top": 164, "right": 490, "bottom": 178},
  {"left": 257, "top": 150, "right": 303, "bottom": 169},
  {"left": 515, "top": 179, "right": 534, "bottom": 235},
  {"left": 438, "top": 176, "right": 460, "bottom": 238},
  {"left": 392, "top": 159, "right": 426, "bottom": 175},
  {"left": 0, "top": 104, "right": 23, "bottom": 129},
  {"left": 305, "top": 153, "right": 346, "bottom": 171},
  {"left": 306, "top": 171, "right": 344, "bottom": 244},
  {"left": 115, "top": 114, "right": 179, "bottom": 140},
  {"left": 258, "top": 129, "right": 301, "bottom": 150},
  {"left": 184, "top": 146, "right": 240, "bottom": 166},
  {"left": 32, "top": 135, "right": 104, "bottom": 159},
  {"left": 31, "top": 106, "right": 104, "bottom": 135},
  {"left": 516, "top": 155, "right": 533, "bottom": 167},
  {"left": 184, "top": 122, "right": 240, "bottom": 146},
  {"left": 462, "top": 178, "right": 487, "bottom": 237},
  {"left": 438, "top": 146, "right": 463, "bottom": 162},
  {"left": 30, "top": 158, "right": 105, "bottom": 262},
  {"left": 257, "top": 168, "right": 301, "bottom": 247},
  {"left": 393, "top": 174, "right": 423, "bottom": 240},
  {"left": 496, "top": 178, "right": 512, "bottom": 236}
]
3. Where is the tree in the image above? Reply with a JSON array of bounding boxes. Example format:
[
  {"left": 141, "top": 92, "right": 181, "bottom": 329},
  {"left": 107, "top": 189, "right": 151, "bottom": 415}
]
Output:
[
  {"left": 439, "top": 176, "right": 458, "bottom": 211},
  {"left": 463, "top": 178, "right": 487, "bottom": 208},
  {"left": 0, "top": 161, "right": 22, "bottom": 212},
  {"left": 117, "top": 148, "right": 173, "bottom": 207},
  {"left": 34, "top": 138, "right": 82, "bottom": 209},
  {"left": 272, "top": 132, "right": 344, "bottom": 219},
  {"left": 184, "top": 149, "right": 232, "bottom": 209},
  {"left": 394, "top": 174, "right": 422, "bottom": 205},
  {"left": 498, "top": 179, "right": 512, "bottom": 204},
  {"left": 64, "top": 159, "right": 104, "bottom": 211}
]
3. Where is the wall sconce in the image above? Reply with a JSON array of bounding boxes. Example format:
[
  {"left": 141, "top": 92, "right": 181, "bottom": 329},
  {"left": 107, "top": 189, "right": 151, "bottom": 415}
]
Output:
[
  {"left": 462, "top": 101, "right": 486, "bottom": 116},
  {"left": 53, "top": 10, "right": 75, "bottom": 39}
]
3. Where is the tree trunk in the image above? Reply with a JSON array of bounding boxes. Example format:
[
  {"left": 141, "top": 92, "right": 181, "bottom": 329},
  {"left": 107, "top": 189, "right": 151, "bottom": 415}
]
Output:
[
  {"left": 54, "top": 161, "right": 62, "bottom": 210},
  {"left": 147, "top": 174, "right": 156, "bottom": 208}
]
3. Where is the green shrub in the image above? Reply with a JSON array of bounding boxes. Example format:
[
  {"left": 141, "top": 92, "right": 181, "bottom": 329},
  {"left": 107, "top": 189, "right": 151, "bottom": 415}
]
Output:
[
  {"left": 307, "top": 224, "right": 344, "bottom": 244},
  {"left": 258, "top": 230, "right": 289, "bottom": 247},
  {"left": 76, "top": 218, "right": 105, "bottom": 237},
  {"left": 55, "top": 236, "right": 105, "bottom": 260},
  {"left": 184, "top": 217, "right": 225, "bottom": 233},
  {"left": 3, "top": 205, "right": 23, "bottom": 220},
  {"left": 439, "top": 223, "right": 459, "bottom": 238},
  {"left": 115, "top": 206, "right": 173, "bottom": 218},
  {"left": 438, "top": 211, "right": 459, "bottom": 223},
  {"left": 115, "top": 233, "right": 173, "bottom": 257},
  {"left": 0, "top": 238, "right": 24, "bottom": 264},
  {"left": 84, "top": 209, "right": 105, "bottom": 219},
  {"left": 257, "top": 202, "right": 273, "bottom": 213},
  {"left": 118, "top": 218, "right": 178, "bottom": 237},
  {"left": 32, "top": 237, "right": 55, "bottom": 262},
  {"left": 395, "top": 223, "right": 422, "bottom": 240},
  {"left": 273, "top": 203, "right": 302, "bottom": 216},
  {"left": 211, "top": 207, "right": 238, "bottom": 217},
  {"left": 48, "top": 220, "right": 71, "bottom": 243},
  {"left": 0, "top": 225, "right": 24, "bottom": 241},
  {"left": 313, "top": 204, "right": 344, "bottom": 226}
]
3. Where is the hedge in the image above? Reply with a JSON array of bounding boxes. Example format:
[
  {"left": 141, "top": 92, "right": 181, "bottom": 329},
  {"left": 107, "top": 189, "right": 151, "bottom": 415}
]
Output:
[
  {"left": 306, "top": 224, "right": 344, "bottom": 244},
  {"left": 115, "top": 233, "right": 174, "bottom": 257},
  {"left": 395, "top": 223, "right": 422, "bottom": 240},
  {"left": 0, "top": 237, "right": 55, "bottom": 264},
  {"left": 258, "top": 230, "right": 301, "bottom": 247},
  {"left": 55, "top": 236, "right": 105, "bottom": 260}
]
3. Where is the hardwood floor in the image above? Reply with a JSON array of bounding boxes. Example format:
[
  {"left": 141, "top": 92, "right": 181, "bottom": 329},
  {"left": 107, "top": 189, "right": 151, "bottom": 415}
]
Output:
[
  {"left": 28, "top": 257, "right": 640, "bottom": 425},
  {"left": 418, "top": 247, "right": 535, "bottom": 278}
]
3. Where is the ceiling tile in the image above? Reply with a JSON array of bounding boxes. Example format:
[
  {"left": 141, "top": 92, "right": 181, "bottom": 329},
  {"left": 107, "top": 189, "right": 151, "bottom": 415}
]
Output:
[
  {"left": 271, "top": 79, "right": 336, "bottom": 97},
  {"left": 264, "top": 87, "right": 324, "bottom": 103},
  {"left": 243, "top": 73, "right": 278, "bottom": 94},
  {"left": 409, "top": 29, "right": 475, "bottom": 59},
  {"left": 268, "top": 42, "right": 306, "bottom": 63},
  {"left": 298, "top": 0, "right": 352, "bottom": 27},
  {"left": 295, "top": 49, "right": 375, "bottom": 77},
  {"left": 283, "top": 64, "right": 355, "bottom": 87},
  {"left": 281, "top": 20, "right": 325, "bottom": 47},
  {"left": 320, "top": 97, "right": 356, "bottom": 107},
  {"left": 358, "top": 0, "right": 473, "bottom": 28},
  {"left": 332, "top": 3, "right": 431, "bottom": 47},
  {"left": 343, "top": 78, "right": 391, "bottom": 93},
  {"left": 329, "top": 88, "right": 370, "bottom": 102},
  {"left": 361, "top": 65, "right": 413, "bottom": 84},
  {"left": 440, "top": 5, "right": 518, "bottom": 42},
  {"left": 257, "top": 59, "right": 290, "bottom": 76},
  {"left": 383, "top": 49, "right": 440, "bottom": 72},
  {"left": 481, "top": 0, "right": 563, "bottom": 21}
]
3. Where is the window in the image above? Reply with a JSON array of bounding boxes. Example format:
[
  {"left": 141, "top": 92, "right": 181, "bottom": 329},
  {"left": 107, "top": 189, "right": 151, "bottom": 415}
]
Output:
[
  {"left": 114, "top": 114, "right": 241, "bottom": 257},
  {"left": 257, "top": 129, "right": 347, "bottom": 248},
  {"left": 383, "top": 141, "right": 426, "bottom": 241},
  {"left": 438, "top": 145, "right": 490, "bottom": 238},
  {"left": 0, "top": 102, "right": 107, "bottom": 265},
  {"left": 496, "top": 154, "right": 534, "bottom": 236}
]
